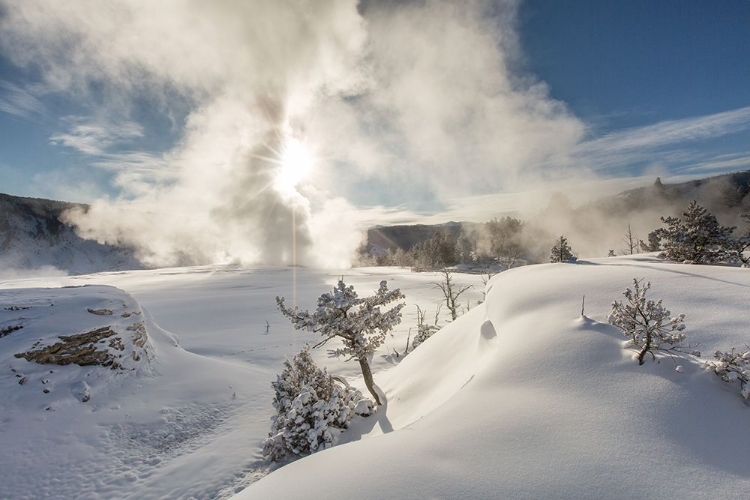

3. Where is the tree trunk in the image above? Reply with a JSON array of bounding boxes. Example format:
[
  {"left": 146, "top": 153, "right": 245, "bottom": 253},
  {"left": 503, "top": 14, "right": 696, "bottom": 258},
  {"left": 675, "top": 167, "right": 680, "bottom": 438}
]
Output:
[
  {"left": 358, "top": 358, "right": 382, "bottom": 405},
  {"left": 637, "top": 329, "right": 653, "bottom": 365}
]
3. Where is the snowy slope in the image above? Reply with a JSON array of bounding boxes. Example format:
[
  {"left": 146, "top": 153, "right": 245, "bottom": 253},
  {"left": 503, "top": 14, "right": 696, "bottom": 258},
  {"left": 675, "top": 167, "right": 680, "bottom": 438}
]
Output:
[
  {"left": 240, "top": 255, "right": 750, "bottom": 499},
  {"left": 0, "top": 285, "right": 270, "bottom": 500},
  {"left": 0, "top": 266, "right": 483, "bottom": 499},
  {"left": 3, "top": 258, "right": 750, "bottom": 499},
  {"left": 0, "top": 192, "right": 141, "bottom": 277}
]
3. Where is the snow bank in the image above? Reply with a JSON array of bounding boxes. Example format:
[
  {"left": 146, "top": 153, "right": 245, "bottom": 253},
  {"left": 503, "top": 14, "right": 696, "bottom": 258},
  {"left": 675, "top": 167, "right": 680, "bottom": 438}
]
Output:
[
  {"left": 0, "top": 284, "right": 269, "bottom": 500},
  {"left": 240, "top": 256, "right": 750, "bottom": 499}
]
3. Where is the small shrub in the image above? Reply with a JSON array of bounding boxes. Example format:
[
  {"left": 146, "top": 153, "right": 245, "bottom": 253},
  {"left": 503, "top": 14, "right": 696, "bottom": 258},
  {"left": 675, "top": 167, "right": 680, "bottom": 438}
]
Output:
[
  {"left": 550, "top": 236, "right": 576, "bottom": 263},
  {"left": 608, "top": 278, "right": 686, "bottom": 364},
  {"left": 706, "top": 348, "right": 750, "bottom": 399},
  {"left": 263, "top": 347, "right": 372, "bottom": 461},
  {"left": 434, "top": 271, "right": 471, "bottom": 321},
  {"left": 411, "top": 305, "right": 440, "bottom": 350}
]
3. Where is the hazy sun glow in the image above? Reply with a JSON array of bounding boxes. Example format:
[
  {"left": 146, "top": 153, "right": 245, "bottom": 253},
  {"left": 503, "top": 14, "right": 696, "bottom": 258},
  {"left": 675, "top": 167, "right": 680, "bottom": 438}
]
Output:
[{"left": 275, "top": 138, "right": 314, "bottom": 194}]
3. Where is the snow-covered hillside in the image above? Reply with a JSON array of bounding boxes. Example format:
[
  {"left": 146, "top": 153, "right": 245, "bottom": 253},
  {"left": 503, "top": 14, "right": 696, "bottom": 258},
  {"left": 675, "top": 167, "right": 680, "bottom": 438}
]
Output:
[
  {"left": 242, "top": 256, "right": 750, "bottom": 499},
  {"left": 2, "top": 257, "right": 750, "bottom": 499},
  {"left": 0, "top": 193, "right": 141, "bottom": 277}
]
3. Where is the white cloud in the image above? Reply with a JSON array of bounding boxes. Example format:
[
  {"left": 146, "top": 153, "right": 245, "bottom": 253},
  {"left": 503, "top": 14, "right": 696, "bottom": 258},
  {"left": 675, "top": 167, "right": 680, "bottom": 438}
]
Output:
[
  {"left": 674, "top": 152, "right": 750, "bottom": 174},
  {"left": 567, "top": 106, "right": 750, "bottom": 174},
  {"left": 0, "top": 81, "right": 45, "bottom": 119},
  {"left": 49, "top": 116, "right": 144, "bottom": 155}
]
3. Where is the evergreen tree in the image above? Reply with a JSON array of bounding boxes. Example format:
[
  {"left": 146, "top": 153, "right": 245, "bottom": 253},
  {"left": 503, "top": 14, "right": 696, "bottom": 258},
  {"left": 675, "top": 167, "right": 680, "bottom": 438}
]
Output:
[
  {"left": 736, "top": 212, "right": 750, "bottom": 266},
  {"left": 644, "top": 229, "right": 662, "bottom": 252},
  {"left": 276, "top": 280, "right": 405, "bottom": 405},
  {"left": 608, "top": 279, "right": 686, "bottom": 365},
  {"left": 656, "top": 200, "right": 739, "bottom": 264},
  {"left": 263, "top": 347, "right": 370, "bottom": 461},
  {"left": 550, "top": 236, "right": 575, "bottom": 263}
]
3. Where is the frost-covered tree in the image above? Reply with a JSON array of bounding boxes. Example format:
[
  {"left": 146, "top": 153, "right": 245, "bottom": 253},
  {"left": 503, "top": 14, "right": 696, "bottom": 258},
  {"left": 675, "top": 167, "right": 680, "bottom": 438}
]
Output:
[
  {"left": 737, "top": 212, "right": 750, "bottom": 266},
  {"left": 656, "top": 200, "right": 739, "bottom": 264},
  {"left": 276, "top": 280, "right": 405, "bottom": 405},
  {"left": 550, "top": 235, "right": 576, "bottom": 263},
  {"left": 263, "top": 347, "right": 371, "bottom": 461},
  {"left": 645, "top": 230, "right": 662, "bottom": 252},
  {"left": 434, "top": 270, "right": 472, "bottom": 321},
  {"left": 706, "top": 347, "right": 750, "bottom": 399},
  {"left": 608, "top": 279, "right": 687, "bottom": 365}
]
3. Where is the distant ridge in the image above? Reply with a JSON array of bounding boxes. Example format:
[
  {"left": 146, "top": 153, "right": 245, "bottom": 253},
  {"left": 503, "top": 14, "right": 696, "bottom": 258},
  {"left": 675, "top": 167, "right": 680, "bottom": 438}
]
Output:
[
  {"left": 364, "top": 170, "right": 750, "bottom": 255},
  {"left": 0, "top": 192, "right": 141, "bottom": 276}
]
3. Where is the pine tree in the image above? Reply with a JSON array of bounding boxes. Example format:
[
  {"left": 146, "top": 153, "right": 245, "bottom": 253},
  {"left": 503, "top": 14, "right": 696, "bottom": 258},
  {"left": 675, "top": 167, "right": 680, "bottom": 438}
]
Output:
[
  {"left": 608, "top": 279, "right": 686, "bottom": 365},
  {"left": 550, "top": 235, "right": 575, "bottom": 263},
  {"left": 262, "top": 347, "right": 370, "bottom": 461},
  {"left": 656, "top": 200, "right": 739, "bottom": 264},
  {"left": 276, "top": 280, "right": 405, "bottom": 405},
  {"left": 736, "top": 212, "right": 750, "bottom": 266}
]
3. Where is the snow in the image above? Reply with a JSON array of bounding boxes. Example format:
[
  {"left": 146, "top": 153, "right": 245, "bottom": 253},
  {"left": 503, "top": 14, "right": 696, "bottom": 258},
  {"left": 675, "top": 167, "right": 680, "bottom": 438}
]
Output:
[
  {"left": 2, "top": 256, "right": 750, "bottom": 499},
  {"left": 240, "top": 255, "right": 750, "bottom": 499}
]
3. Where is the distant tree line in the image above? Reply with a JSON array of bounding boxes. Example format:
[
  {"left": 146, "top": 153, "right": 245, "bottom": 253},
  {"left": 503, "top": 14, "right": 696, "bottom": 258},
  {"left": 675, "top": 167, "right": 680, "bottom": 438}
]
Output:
[
  {"left": 359, "top": 216, "right": 544, "bottom": 270},
  {"left": 358, "top": 173, "right": 750, "bottom": 269}
]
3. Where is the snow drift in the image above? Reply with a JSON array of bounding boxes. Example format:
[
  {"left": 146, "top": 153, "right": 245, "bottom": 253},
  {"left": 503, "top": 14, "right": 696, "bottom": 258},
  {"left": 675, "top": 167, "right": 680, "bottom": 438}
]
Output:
[
  {"left": 240, "top": 256, "right": 750, "bottom": 499},
  {"left": 2, "top": 258, "right": 750, "bottom": 499},
  {"left": 0, "top": 284, "right": 269, "bottom": 500}
]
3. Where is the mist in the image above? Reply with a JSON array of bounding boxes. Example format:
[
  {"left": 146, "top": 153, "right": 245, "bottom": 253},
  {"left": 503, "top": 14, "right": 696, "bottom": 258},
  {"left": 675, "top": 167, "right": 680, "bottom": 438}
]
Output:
[
  {"left": 515, "top": 174, "right": 750, "bottom": 261},
  {"left": 0, "top": 0, "right": 589, "bottom": 268}
]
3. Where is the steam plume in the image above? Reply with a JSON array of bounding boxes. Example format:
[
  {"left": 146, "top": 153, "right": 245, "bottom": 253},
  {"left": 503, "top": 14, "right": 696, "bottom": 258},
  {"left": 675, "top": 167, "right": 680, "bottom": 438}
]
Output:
[{"left": 0, "top": 0, "right": 585, "bottom": 267}]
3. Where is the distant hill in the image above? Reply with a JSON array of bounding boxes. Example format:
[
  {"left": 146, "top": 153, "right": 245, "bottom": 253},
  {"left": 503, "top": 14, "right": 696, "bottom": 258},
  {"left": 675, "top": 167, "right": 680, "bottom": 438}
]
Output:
[
  {"left": 0, "top": 193, "right": 141, "bottom": 276},
  {"left": 366, "top": 222, "right": 463, "bottom": 254},
  {"left": 4, "top": 170, "right": 750, "bottom": 275},
  {"left": 589, "top": 170, "right": 750, "bottom": 220},
  {"left": 362, "top": 170, "right": 750, "bottom": 260}
]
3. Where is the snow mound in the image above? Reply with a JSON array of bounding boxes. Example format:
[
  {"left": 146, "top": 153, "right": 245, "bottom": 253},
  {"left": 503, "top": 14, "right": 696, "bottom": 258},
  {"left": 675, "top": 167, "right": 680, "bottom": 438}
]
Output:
[
  {"left": 0, "top": 284, "right": 269, "bottom": 500},
  {"left": 240, "top": 257, "right": 750, "bottom": 499},
  {"left": 2, "top": 285, "right": 153, "bottom": 407}
]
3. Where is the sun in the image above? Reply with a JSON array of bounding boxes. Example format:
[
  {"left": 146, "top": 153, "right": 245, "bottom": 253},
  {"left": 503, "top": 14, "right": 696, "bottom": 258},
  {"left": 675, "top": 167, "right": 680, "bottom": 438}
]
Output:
[{"left": 274, "top": 138, "right": 314, "bottom": 195}]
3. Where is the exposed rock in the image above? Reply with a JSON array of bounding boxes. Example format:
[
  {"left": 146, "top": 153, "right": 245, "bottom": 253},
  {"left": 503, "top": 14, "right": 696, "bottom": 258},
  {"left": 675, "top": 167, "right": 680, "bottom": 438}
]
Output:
[
  {"left": 87, "top": 308, "right": 113, "bottom": 316},
  {"left": 1, "top": 324, "right": 23, "bottom": 338},
  {"left": 13, "top": 324, "right": 149, "bottom": 369}
]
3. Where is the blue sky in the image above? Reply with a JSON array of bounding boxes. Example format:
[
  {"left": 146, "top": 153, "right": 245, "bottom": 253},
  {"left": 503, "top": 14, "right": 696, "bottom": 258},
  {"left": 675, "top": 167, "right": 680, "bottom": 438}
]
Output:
[
  {"left": 519, "top": 0, "right": 750, "bottom": 178},
  {"left": 0, "top": 0, "right": 749, "bottom": 208}
]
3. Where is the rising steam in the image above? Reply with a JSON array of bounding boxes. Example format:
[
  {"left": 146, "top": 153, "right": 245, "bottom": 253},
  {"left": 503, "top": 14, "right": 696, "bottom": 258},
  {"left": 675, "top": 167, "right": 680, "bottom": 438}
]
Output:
[{"left": 0, "top": 0, "right": 586, "bottom": 267}]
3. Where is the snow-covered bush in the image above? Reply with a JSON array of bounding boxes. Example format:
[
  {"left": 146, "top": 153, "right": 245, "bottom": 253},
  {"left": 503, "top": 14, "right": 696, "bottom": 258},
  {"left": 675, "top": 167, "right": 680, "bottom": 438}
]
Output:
[
  {"left": 263, "top": 347, "right": 372, "bottom": 462},
  {"left": 656, "top": 200, "right": 739, "bottom": 264},
  {"left": 550, "top": 236, "right": 576, "bottom": 263},
  {"left": 411, "top": 305, "right": 440, "bottom": 350},
  {"left": 706, "top": 348, "right": 750, "bottom": 399},
  {"left": 608, "top": 278, "right": 687, "bottom": 365},
  {"left": 277, "top": 280, "right": 405, "bottom": 405}
]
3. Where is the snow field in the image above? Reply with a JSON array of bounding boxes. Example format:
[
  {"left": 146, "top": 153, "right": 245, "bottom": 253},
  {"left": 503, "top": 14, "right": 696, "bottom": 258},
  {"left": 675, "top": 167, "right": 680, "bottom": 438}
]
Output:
[
  {"left": 241, "top": 255, "right": 750, "bottom": 499},
  {"left": 4, "top": 256, "right": 750, "bottom": 499},
  {"left": 0, "top": 265, "right": 484, "bottom": 499}
]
